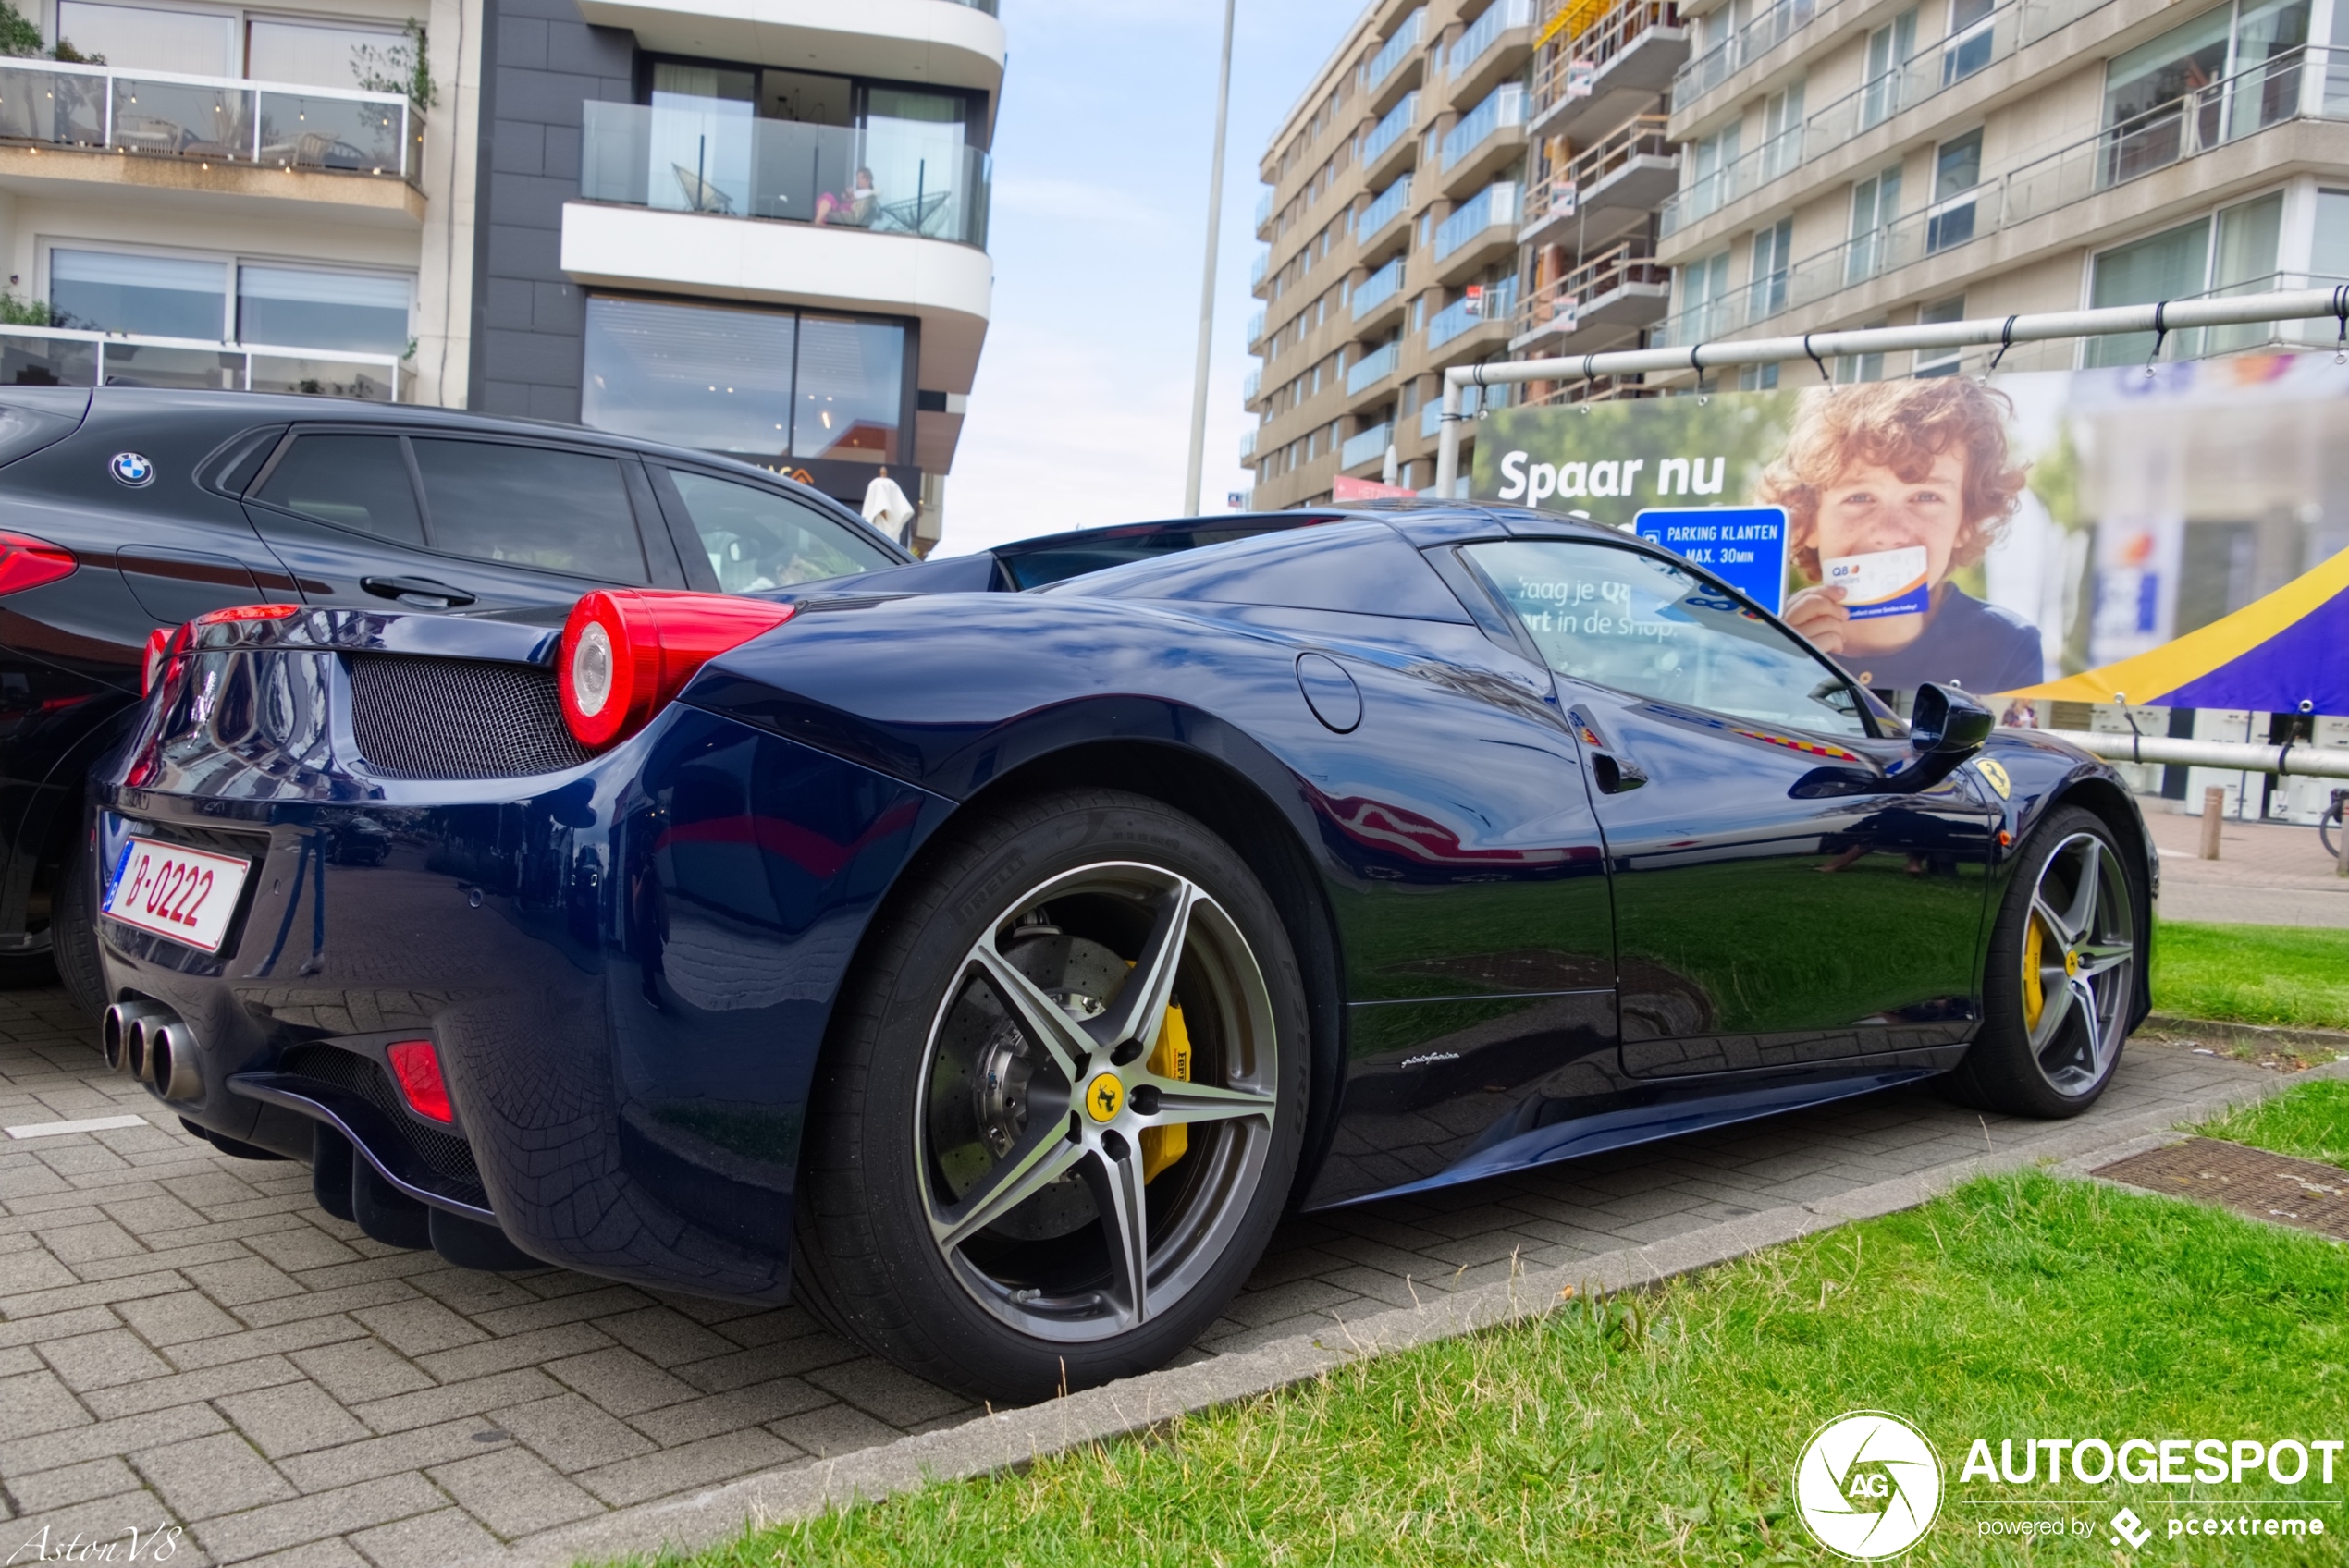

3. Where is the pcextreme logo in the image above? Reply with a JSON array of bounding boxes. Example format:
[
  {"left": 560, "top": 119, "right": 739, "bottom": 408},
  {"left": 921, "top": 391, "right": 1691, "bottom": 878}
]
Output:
[{"left": 1795, "top": 1412, "right": 1945, "bottom": 1560}]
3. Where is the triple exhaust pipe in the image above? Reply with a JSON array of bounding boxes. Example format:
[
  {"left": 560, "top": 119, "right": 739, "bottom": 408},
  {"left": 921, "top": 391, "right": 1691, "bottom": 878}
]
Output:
[{"left": 102, "top": 1001, "right": 201, "bottom": 1101}]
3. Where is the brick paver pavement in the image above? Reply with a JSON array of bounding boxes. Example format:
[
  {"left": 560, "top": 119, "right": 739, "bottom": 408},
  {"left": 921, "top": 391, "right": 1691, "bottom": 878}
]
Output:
[
  {"left": 0, "top": 983, "right": 2265, "bottom": 1565},
  {"left": 2146, "top": 810, "right": 2349, "bottom": 926}
]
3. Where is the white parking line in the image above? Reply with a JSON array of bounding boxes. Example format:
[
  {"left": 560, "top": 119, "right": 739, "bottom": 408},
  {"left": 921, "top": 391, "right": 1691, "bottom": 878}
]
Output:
[{"left": 6, "top": 1114, "right": 153, "bottom": 1139}]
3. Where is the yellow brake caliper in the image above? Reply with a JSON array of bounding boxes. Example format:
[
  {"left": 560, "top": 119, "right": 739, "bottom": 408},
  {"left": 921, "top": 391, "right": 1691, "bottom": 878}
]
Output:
[
  {"left": 2022, "top": 912, "right": 2046, "bottom": 1030},
  {"left": 1139, "top": 1004, "right": 1190, "bottom": 1182}
]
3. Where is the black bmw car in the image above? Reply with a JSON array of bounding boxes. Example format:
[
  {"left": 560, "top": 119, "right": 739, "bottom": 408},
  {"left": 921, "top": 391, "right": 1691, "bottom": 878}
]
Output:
[{"left": 93, "top": 506, "right": 2154, "bottom": 1402}]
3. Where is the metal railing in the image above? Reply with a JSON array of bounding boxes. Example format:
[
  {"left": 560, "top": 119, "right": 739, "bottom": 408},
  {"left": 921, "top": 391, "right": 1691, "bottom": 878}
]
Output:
[
  {"left": 1243, "top": 367, "right": 1261, "bottom": 402},
  {"left": 1429, "top": 275, "right": 1519, "bottom": 349},
  {"left": 1347, "top": 338, "right": 1401, "bottom": 396},
  {"left": 1250, "top": 250, "right": 1270, "bottom": 289},
  {"left": 1341, "top": 421, "right": 1394, "bottom": 470},
  {"left": 0, "top": 57, "right": 423, "bottom": 184},
  {"left": 1532, "top": 0, "right": 1679, "bottom": 118},
  {"left": 1359, "top": 174, "right": 1413, "bottom": 245},
  {"left": 1529, "top": 111, "right": 1671, "bottom": 229},
  {"left": 1662, "top": 122, "right": 1799, "bottom": 235},
  {"left": 1239, "top": 426, "right": 1256, "bottom": 461},
  {"left": 1248, "top": 307, "right": 1267, "bottom": 346},
  {"left": 1256, "top": 187, "right": 1276, "bottom": 235},
  {"left": 1359, "top": 91, "right": 1420, "bottom": 167},
  {"left": 1450, "top": 0, "right": 1537, "bottom": 80},
  {"left": 0, "top": 324, "right": 406, "bottom": 399},
  {"left": 1442, "top": 81, "right": 1527, "bottom": 171},
  {"left": 1353, "top": 256, "right": 1408, "bottom": 320},
  {"left": 1658, "top": 44, "right": 2346, "bottom": 345},
  {"left": 579, "top": 102, "right": 990, "bottom": 246},
  {"left": 1673, "top": 0, "right": 1819, "bottom": 107},
  {"left": 1365, "top": 7, "right": 1428, "bottom": 94},
  {"left": 1519, "top": 239, "right": 1666, "bottom": 333},
  {"left": 1435, "top": 181, "right": 1519, "bottom": 262}
]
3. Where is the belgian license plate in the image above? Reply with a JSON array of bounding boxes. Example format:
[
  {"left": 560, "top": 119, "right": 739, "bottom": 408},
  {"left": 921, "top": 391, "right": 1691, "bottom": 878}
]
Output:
[{"left": 103, "top": 837, "right": 250, "bottom": 953}]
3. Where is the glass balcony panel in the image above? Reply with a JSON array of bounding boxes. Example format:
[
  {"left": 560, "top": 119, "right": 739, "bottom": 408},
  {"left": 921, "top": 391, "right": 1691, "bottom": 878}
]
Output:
[
  {"left": 1352, "top": 258, "right": 1407, "bottom": 320},
  {"left": 1341, "top": 422, "right": 1393, "bottom": 469},
  {"left": 1435, "top": 182, "right": 1517, "bottom": 261},
  {"left": 111, "top": 77, "right": 254, "bottom": 161},
  {"left": 1441, "top": 82, "right": 1523, "bottom": 171},
  {"left": 97, "top": 341, "right": 246, "bottom": 391},
  {"left": 0, "top": 331, "right": 97, "bottom": 387},
  {"left": 248, "top": 354, "right": 397, "bottom": 401},
  {"left": 1427, "top": 275, "right": 1515, "bottom": 349},
  {"left": 1359, "top": 175, "right": 1412, "bottom": 242},
  {"left": 1450, "top": 0, "right": 1534, "bottom": 78},
  {"left": 1367, "top": 9, "right": 1428, "bottom": 92},
  {"left": 0, "top": 61, "right": 106, "bottom": 147},
  {"left": 1359, "top": 92, "right": 1419, "bottom": 166},
  {"left": 1347, "top": 340, "right": 1399, "bottom": 395},
  {"left": 578, "top": 103, "right": 991, "bottom": 246}
]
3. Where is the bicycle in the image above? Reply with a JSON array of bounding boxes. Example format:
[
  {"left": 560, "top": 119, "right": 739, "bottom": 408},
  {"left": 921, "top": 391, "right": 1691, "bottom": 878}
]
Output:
[{"left": 2325, "top": 789, "right": 2347, "bottom": 863}]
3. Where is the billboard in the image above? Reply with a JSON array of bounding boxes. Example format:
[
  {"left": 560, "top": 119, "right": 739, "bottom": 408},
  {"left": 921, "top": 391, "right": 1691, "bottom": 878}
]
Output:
[{"left": 1472, "top": 352, "right": 2349, "bottom": 709}]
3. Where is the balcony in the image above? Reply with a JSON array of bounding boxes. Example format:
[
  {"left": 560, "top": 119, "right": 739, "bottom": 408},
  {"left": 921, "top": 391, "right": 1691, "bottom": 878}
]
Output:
[
  {"left": 1433, "top": 181, "right": 1519, "bottom": 284},
  {"left": 1511, "top": 239, "right": 1668, "bottom": 350},
  {"left": 1351, "top": 256, "right": 1408, "bottom": 333},
  {"left": 580, "top": 102, "right": 990, "bottom": 246},
  {"left": 574, "top": 0, "right": 1004, "bottom": 97},
  {"left": 1248, "top": 307, "right": 1268, "bottom": 347},
  {"left": 1659, "top": 122, "right": 1802, "bottom": 237},
  {"left": 1427, "top": 275, "right": 1518, "bottom": 351},
  {"left": 1357, "top": 174, "right": 1413, "bottom": 263},
  {"left": 1447, "top": 0, "right": 1538, "bottom": 109},
  {"left": 1363, "top": 8, "right": 1428, "bottom": 113},
  {"left": 0, "top": 323, "right": 406, "bottom": 399},
  {"left": 1346, "top": 337, "right": 1400, "bottom": 398},
  {"left": 1359, "top": 91, "right": 1420, "bottom": 187},
  {"left": 1243, "top": 366, "right": 1261, "bottom": 403},
  {"left": 1520, "top": 112, "right": 1673, "bottom": 249},
  {"left": 1341, "top": 421, "right": 1395, "bottom": 471},
  {"left": 1672, "top": 0, "right": 1819, "bottom": 112},
  {"left": 1657, "top": 44, "right": 2346, "bottom": 345},
  {"left": 1439, "top": 81, "right": 1525, "bottom": 193},
  {"left": 0, "top": 58, "right": 424, "bottom": 219},
  {"left": 1239, "top": 426, "right": 1257, "bottom": 463},
  {"left": 1251, "top": 248, "right": 1271, "bottom": 295},
  {"left": 1530, "top": 0, "right": 1687, "bottom": 146},
  {"left": 1256, "top": 186, "right": 1276, "bottom": 238}
]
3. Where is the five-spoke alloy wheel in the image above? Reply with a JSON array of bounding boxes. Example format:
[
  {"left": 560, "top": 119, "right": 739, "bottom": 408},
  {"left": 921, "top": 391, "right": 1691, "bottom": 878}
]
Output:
[
  {"left": 793, "top": 790, "right": 1307, "bottom": 1402},
  {"left": 1948, "top": 805, "right": 2143, "bottom": 1116}
]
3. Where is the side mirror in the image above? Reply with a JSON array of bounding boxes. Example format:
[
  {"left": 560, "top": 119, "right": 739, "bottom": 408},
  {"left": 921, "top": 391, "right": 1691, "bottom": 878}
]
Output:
[{"left": 1909, "top": 682, "right": 1995, "bottom": 756}]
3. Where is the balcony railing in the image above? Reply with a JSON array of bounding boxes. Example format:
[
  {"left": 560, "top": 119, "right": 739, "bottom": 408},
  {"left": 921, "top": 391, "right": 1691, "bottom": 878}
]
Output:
[
  {"left": 1441, "top": 81, "right": 1525, "bottom": 171},
  {"left": 1519, "top": 240, "right": 1666, "bottom": 331},
  {"left": 1528, "top": 111, "right": 1670, "bottom": 227},
  {"left": 1359, "top": 92, "right": 1420, "bottom": 167},
  {"left": 1428, "top": 275, "right": 1519, "bottom": 349},
  {"left": 1365, "top": 8, "right": 1429, "bottom": 94},
  {"left": 1533, "top": 0, "right": 1679, "bottom": 119},
  {"left": 1434, "top": 180, "right": 1519, "bottom": 262},
  {"left": 1341, "top": 422, "right": 1394, "bottom": 470},
  {"left": 1256, "top": 187, "right": 1276, "bottom": 234},
  {"left": 1239, "top": 426, "right": 1257, "bottom": 461},
  {"left": 1663, "top": 0, "right": 2121, "bottom": 239},
  {"left": 0, "top": 324, "right": 406, "bottom": 399},
  {"left": 1248, "top": 307, "right": 1268, "bottom": 346},
  {"left": 1673, "top": 0, "right": 1818, "bottom": 109},
  {"left": 1359, "top": 174, "right": 1412, "bottom": 245},
  {"left": 1450, "top": 0, "right": 1537, "bottom": 79},
  {"left": 1243, "top": 367, "right": 1261, "bottom": 402},
  {"left": 0, "top": 58, "right": 423, "bottom": 184},
  {"left": 1353, "top": 256, "right": 1407, "bottom": 320},
  {"left": 1659, "top": 45, "right": 2345, "bottom": 345},
  {"left": 1347, "top": 338, "right": 1401, "bottom": 396},
  {"left": 1251, "top": 250, "right": 1270, "bottom": 289},
  {"left": 580, "top": 102, "right": 991, "bottom": 246}
]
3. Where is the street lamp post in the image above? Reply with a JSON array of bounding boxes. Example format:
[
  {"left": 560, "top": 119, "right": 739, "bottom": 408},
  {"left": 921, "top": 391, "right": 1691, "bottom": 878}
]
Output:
[{"left": 1183, "top": 0, "right": 1238, "bottom": 517}]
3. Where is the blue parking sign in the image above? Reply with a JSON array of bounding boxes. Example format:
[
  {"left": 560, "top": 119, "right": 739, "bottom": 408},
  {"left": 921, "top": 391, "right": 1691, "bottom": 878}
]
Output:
[{"left": 1633, "top": 506, "right": 1789, "bottom": 616}]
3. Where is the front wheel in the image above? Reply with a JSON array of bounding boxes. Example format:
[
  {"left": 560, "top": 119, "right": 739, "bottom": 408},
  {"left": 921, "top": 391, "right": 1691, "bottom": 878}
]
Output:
[
  {"left": 793, "top": 788, "right": 1309, "bottom": 1403},
  {"left": 1945, "top": 806, "right": 2142, "bottom": 1117}
]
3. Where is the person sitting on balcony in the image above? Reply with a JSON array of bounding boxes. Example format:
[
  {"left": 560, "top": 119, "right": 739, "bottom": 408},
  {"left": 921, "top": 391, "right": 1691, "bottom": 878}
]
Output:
[{"left": 815, "top": 167, "right": 879, "bottom": 227}]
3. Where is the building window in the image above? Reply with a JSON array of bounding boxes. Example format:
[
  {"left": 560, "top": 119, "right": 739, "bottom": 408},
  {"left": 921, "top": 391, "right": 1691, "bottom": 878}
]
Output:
[
  {"left": 1837, "top": 318, "right": 1890, "bottom": 383},
  {"left": 1680, "top": 251, "right": 1731, "bottom": 338},
  {"left": 2316, "top": 189, "right": 2349, "bottom": 282},
  {"left": 1748, "top": 217, "right": 1792, "bottom": 319},
  {"left": 1861, "top": 10, "right": 1918, "bottom": 129},
  {"left": 1846, "top": 164, "right": 1903, "bottom": 285},
  {"left": 50, "top": 251, "right": 224, "bottom": 339},
  {"left": 1943, "top": 0, "right": 1997, "bottom": 84},
  {"left": 1689, "top": 121, "right": 1741, "bottom": 211},
  {"left": 1925, "top": 129, "right": 1982, "bottom": 252},
  {"left": 47, "top": 248, "right": 411, "bottom": 352},
  {"left": 2084, "top": 191, "right": 2283, "bottom": 365},
  {"left": 1738, "top": 362, "right": 1780, "bottom": 390},
  {"left": 1914, "top": 295, "right": 1964, "bottom": 375},
  {"left": 56, "top": 1, "right": 233, "bottom": 75},
  {"left": 2102, "top": 0, "right": 2308, "bottom": 182},
  {"left": 581, "top": 295, "right": 907, "bottom": 466},
  {"left": 237, "top": 267, "right": 410, "bottom": 354}
]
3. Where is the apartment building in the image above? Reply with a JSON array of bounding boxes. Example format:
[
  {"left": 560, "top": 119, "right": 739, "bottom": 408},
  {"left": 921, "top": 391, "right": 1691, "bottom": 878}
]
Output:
[
  {"left": 1241, "top": 0, "right": 1693, "bottom": 507},
  {"left": 0, "top": 0, "right": 1000, "bottom": 541},
  {"left": 1654, "top": 0, "right": 2349, "bottom": 382}
]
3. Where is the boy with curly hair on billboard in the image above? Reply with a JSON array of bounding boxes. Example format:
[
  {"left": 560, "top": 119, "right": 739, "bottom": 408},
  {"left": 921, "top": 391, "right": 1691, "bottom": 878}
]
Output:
[{"left": 1762, "top": 378, "right": 2044, "bottom": 695}]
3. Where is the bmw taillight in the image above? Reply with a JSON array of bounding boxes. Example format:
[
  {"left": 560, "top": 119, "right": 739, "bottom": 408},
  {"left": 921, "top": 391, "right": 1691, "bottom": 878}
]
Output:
[
  {"left": 0, "top": 532, "right": 75, "bottom": 595},
  {"left": 558, "top": 590, "right": 794, "bottom": 750}
]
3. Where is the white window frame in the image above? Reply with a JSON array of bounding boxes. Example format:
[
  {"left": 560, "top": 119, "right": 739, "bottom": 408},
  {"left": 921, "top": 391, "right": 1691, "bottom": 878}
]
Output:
[{"left": 37, "top": 239, "right": 414, "bottom": 349}]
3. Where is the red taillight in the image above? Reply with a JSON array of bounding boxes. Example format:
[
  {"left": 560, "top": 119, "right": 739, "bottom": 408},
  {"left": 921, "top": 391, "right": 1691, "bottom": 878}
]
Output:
[
  {"left": 193, "top": 603, "right": 301, "bottom": 625},
  {"left": 386, "top": 1040, "right": 454, "bottom": 1123},
  {"left": 558, "top": 590, "right": 795, "bottom": 750},
  {"left": 0, "top": 532, "right": 76, "bottom": 595}
]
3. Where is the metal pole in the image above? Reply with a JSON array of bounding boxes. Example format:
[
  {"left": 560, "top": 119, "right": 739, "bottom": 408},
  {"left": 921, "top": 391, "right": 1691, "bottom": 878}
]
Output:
[
  {"left": 1433, "top": 286, "right": 2349, "bottom": 497},
  {"left": 1183, "top": 0, "right": 1238, "bottom": 517},
  {"left": 2040, "top": 729, "right": 2349, "bottom": 780}
]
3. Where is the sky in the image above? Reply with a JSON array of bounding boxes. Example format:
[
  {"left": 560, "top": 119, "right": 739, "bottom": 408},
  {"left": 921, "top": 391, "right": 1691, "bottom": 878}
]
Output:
[{"left": 933, "top": 0, "right": 1365, "bottom": 557}]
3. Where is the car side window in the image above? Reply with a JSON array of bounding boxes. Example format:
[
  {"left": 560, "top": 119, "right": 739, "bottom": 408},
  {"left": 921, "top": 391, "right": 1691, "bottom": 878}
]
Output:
[
  {"left": 252, "top": 435, "right": 424, "bottom": 545},
  {"left": 664, "top": 470, "right": 894, "bottom": 591},
  {"left": 409, "top": 439, "right": 648, "bottom": 582},
  {"left": 1462, "top": 539, "right": 1873, "bottom": 737}
]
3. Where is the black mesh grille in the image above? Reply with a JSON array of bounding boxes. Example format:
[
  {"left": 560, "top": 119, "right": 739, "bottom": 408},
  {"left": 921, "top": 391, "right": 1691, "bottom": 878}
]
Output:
[
  {"left": 346, "top": 655, "right": 590, "bottom": 780},
  {"left": 281, "top": 1043, "right": 486, "bottom": 1190}
]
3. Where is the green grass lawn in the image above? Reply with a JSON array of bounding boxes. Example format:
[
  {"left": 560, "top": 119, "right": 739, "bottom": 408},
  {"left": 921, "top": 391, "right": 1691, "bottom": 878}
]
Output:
[
  {"left": 2153, "top": 919, "right": 2349, "bottom": 1031},
  {"left": 652, "top": 1173, "right": 2349, "bottom": 1567},
  {"left": 2196, "top": 1078, "right": 2349, "bottom": 1170}
]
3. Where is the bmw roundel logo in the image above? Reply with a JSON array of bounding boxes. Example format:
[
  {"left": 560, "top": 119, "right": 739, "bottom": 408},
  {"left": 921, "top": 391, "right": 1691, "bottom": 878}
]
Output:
[{"left": 109, "top": 451, "right": 155, "bottom": 488}]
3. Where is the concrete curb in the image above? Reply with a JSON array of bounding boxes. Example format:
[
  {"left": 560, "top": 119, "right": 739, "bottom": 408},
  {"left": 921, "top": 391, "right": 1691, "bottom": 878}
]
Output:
[
  {"left": 502, "top": 1055, "right": 2349, "bottom": 1568},
  {"left": 2140, "top": 1013, "right": 2349, "bottom": 1054}
]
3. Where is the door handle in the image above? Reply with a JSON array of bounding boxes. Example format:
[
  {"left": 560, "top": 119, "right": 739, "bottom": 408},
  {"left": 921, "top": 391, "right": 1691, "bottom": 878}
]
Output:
[
  {"left": 361, "top": 575, "right": 475, "bottom": 608},
  {"left": 1568, "top": 707, "right": 1648, "bottom": 793}
]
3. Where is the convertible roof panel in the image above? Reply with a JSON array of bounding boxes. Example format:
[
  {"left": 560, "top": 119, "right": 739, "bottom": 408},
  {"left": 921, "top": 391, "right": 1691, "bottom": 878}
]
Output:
[{"left": 1046, "top": 520, "right": 1472, "bottom": 623}]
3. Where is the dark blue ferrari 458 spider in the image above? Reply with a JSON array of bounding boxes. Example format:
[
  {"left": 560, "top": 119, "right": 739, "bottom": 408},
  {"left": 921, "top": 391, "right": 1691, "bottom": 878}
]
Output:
[{"left": 92, "top": 504, "right": 2153, "bottom": 1400}]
